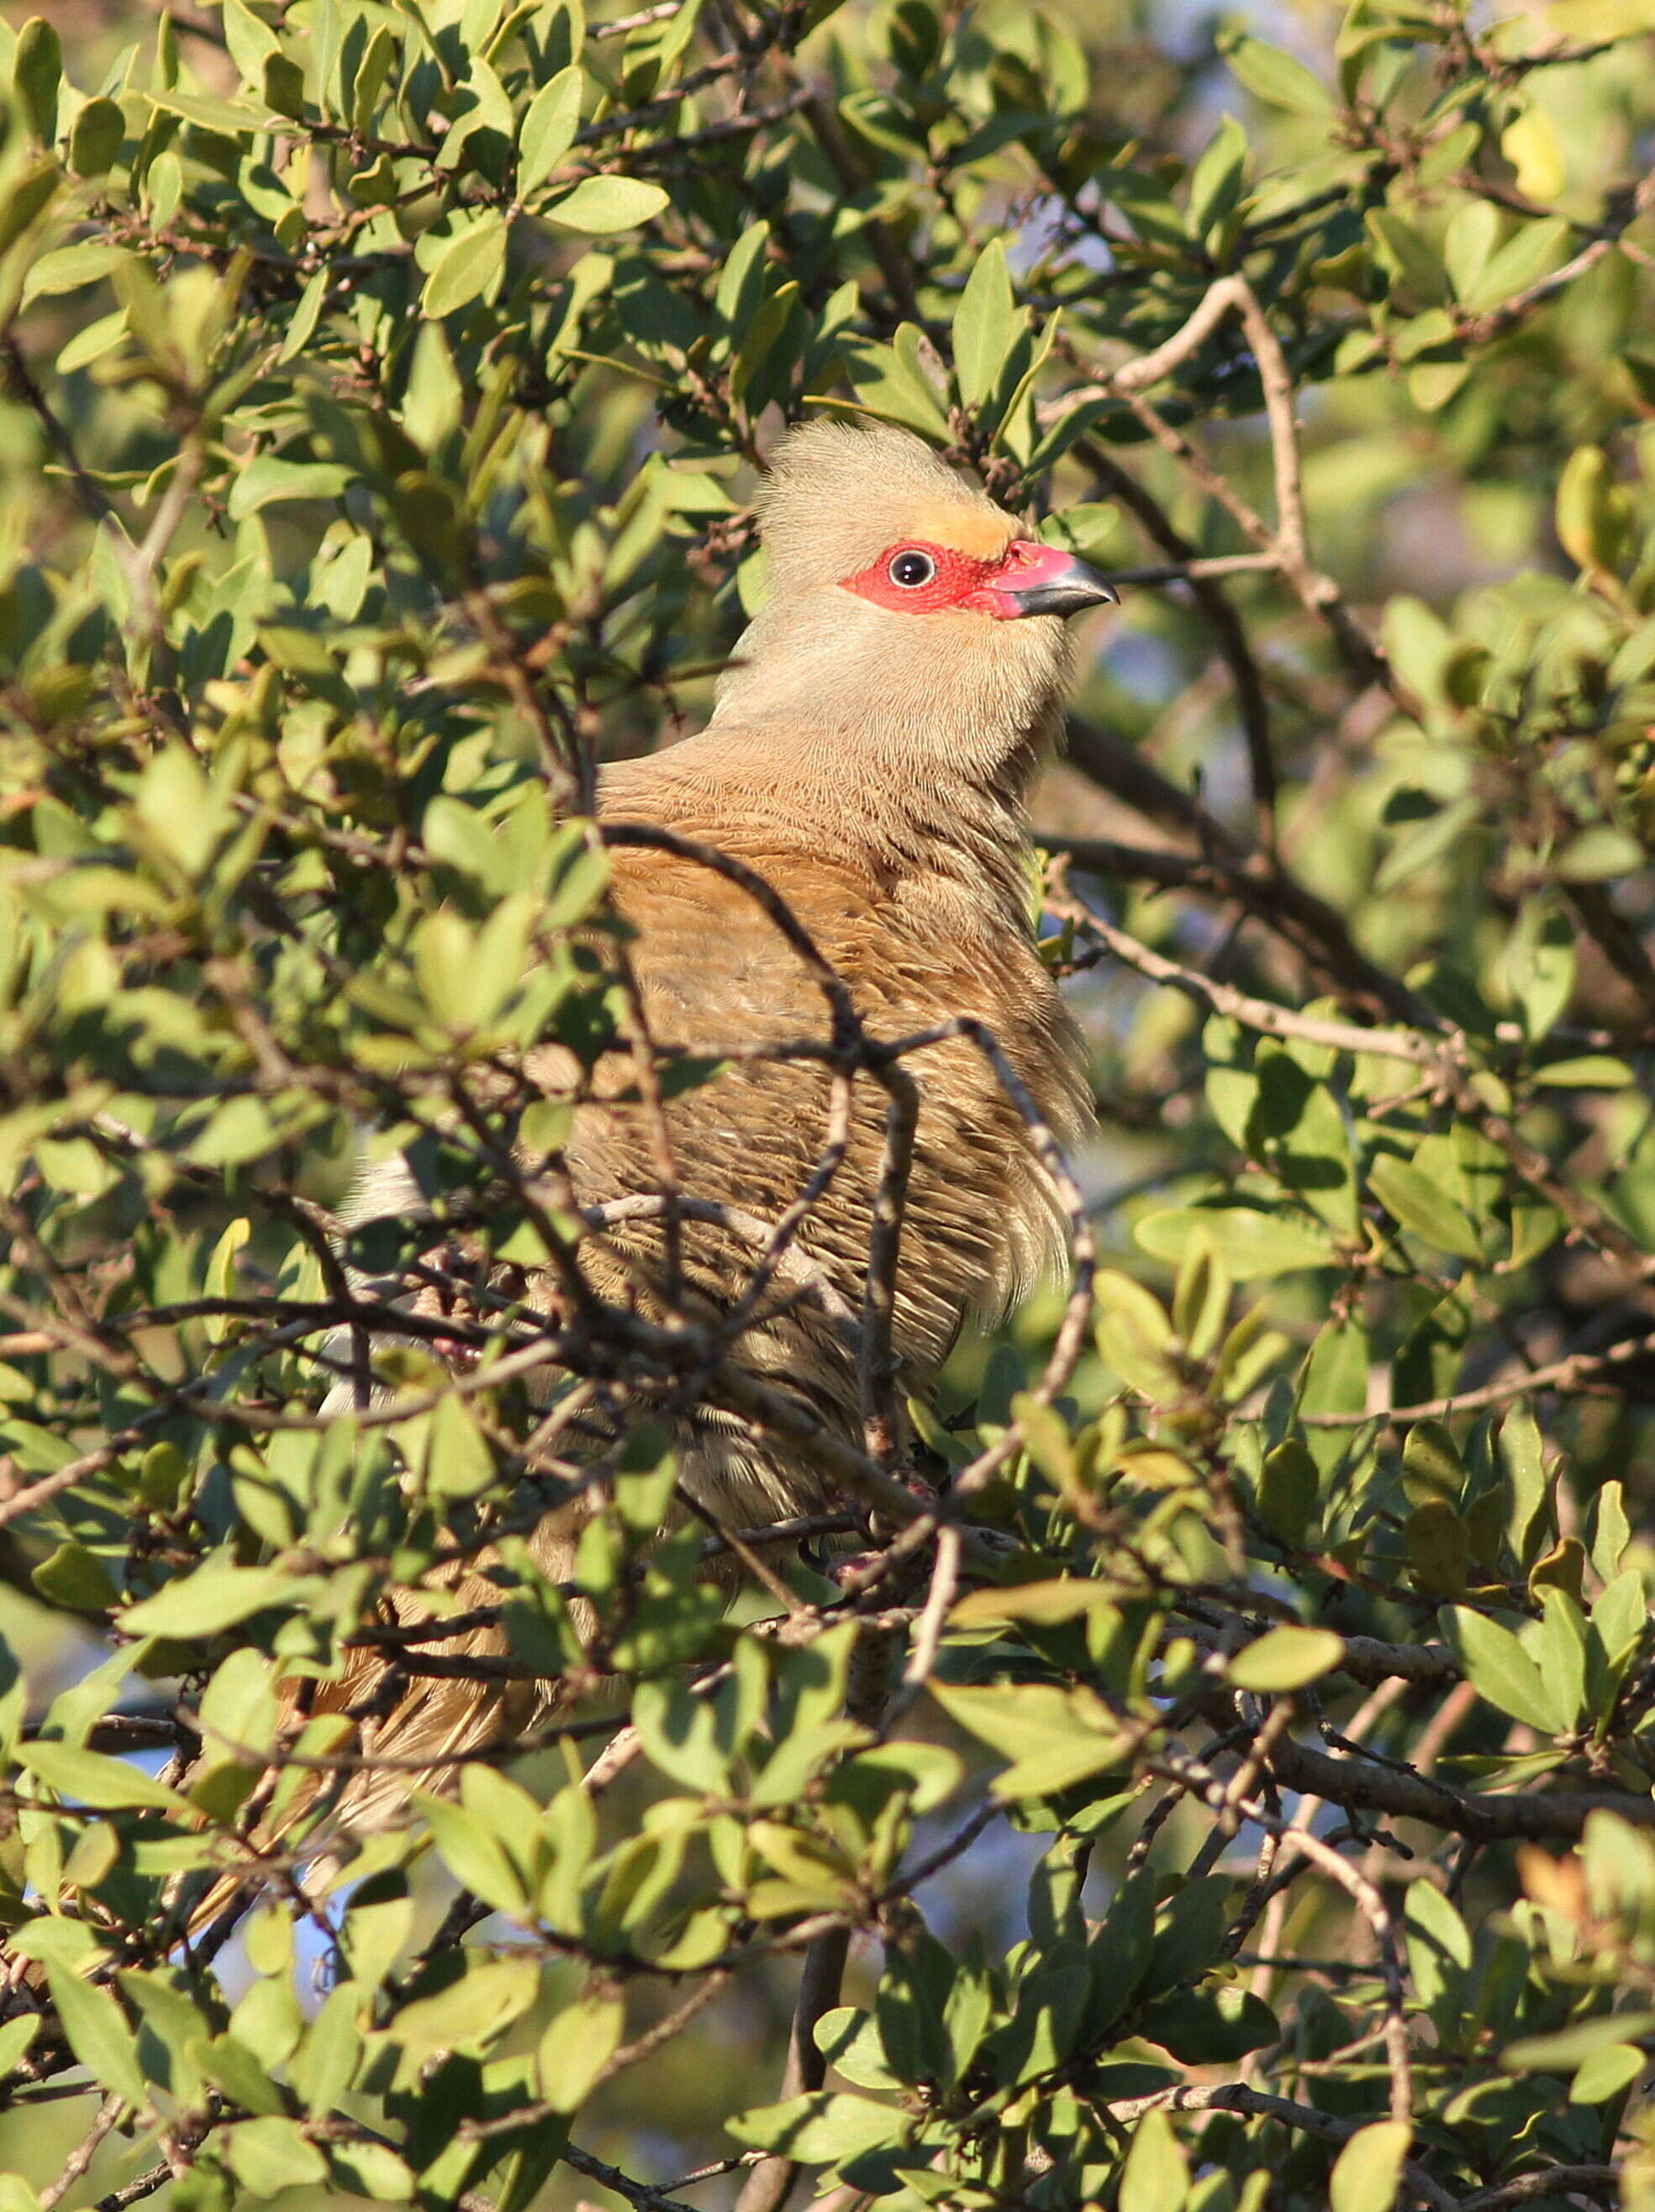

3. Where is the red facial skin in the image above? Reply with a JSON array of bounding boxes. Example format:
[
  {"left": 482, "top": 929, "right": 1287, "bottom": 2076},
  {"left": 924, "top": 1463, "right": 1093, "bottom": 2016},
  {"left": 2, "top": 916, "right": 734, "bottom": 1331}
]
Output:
[{"left": 840, "top": 537, "right": 1080, "bottom": 619}]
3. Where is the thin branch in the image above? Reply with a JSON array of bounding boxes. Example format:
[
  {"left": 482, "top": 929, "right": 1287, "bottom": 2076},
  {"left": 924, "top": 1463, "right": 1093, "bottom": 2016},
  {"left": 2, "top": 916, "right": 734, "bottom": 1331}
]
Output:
[
  {"left": 92, "top": 2165, "right": 175, "bottom": 2212},
  {"left": 732, "top": 1929, "right": 853, "bottom": 2212},
  {"left": 1302, "top": 1325, "right": 1655, "bottom": 1427},
  {"left": 1563, "top": 881, "right": 1655, "bottom": 1030},
  {"left": 1462, "top": 2169, "right": 1619, "bottom": 2212},
  {"left": 3, "top": 334, "right": 121, "bottom": 529},
  {"left": 561, "top": 2145, "right": 703, "bottom": 2212},
  {"left": 1075, "top": 436, "right": 1278, "bottom": 848},
  {"left": 1053, "top": 889, "right": 1434, "bottom": 1067},
  {"left": 1050, "top": 757, "right": 1431, "bottom": 1027},
  {"left": 1265, "top": 1728, "right": 1655, "bottom": 1839},
  {"left": 40, "top": 2096, "right": 122, "bottom": 2212},
  {"left": 860, "top": 1067, "right": 919, "bottom": 1467},
  {"left": 1098, "top": 2082, "right": 1455, "bottom": 2212}
]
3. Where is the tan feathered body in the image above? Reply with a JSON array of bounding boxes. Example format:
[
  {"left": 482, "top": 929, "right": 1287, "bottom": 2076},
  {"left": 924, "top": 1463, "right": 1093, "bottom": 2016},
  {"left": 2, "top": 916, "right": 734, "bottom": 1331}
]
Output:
[
  {"left": 201, "top": 425, "right": 1099, "bottom": 1891},
  {"left": 582, "top": 722, "right": 1089, "bottom": 1522}
]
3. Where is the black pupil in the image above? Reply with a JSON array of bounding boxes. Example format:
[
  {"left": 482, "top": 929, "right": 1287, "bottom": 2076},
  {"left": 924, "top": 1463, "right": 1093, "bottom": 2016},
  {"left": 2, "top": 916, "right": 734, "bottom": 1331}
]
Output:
[{"left": 891, "top": 551, "right": 932, "bottom": 587}]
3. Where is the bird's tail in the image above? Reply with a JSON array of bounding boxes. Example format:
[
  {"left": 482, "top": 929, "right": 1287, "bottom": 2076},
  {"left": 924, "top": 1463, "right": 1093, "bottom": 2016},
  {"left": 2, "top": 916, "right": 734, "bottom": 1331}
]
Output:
[{"left": 182, "top": 1525, "right": 582, "bottom": 1942}]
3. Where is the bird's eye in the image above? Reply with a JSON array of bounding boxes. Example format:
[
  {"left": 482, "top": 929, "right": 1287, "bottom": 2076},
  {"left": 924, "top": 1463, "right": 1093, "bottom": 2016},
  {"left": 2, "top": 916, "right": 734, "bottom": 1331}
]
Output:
[{"left": 888, "top": 550, "right": 936, "bottom": 588}]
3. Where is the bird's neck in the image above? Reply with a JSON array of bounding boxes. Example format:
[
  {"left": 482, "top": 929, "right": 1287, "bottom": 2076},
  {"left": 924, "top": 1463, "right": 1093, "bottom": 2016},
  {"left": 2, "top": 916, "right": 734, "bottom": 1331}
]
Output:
[
  {"left": 705, "top": 590, "right": 1071, "bottom": 804},
  {"left": 602, "top": 593, "right": 1074, "bottom": 936},
  {"left": 607, "top": 713, "right": 1052, "bottom": 945}
]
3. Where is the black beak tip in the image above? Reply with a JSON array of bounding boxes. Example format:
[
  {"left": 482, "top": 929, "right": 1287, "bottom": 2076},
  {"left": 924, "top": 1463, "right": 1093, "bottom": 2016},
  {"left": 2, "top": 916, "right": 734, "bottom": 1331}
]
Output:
[
  {"left": 1013, "top": 567, "right": 1122, "bottom": 618},
  {"left": 1070, "top": 556, "right": 1121, "bottom": 608}
]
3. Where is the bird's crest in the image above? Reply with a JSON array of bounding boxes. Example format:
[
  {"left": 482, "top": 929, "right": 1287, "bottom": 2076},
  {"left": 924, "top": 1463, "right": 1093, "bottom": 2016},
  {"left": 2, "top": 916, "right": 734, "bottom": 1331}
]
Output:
[{"left": 756, "top": 419, "right": 1016, "bottom": 587}]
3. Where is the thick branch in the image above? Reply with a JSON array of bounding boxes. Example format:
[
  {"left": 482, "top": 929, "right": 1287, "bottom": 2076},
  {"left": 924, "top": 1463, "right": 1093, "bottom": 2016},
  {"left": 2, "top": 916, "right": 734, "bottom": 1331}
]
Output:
[{"left": 1266, "top": 1730, "right": 1655, "bottom": 1838}]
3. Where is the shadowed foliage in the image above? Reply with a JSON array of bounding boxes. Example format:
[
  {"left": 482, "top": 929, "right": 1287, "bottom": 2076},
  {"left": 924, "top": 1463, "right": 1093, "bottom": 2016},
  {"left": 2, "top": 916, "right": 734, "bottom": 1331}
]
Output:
[{"left": 0, "top": 2, "right": 1654, "bottom": 2209}]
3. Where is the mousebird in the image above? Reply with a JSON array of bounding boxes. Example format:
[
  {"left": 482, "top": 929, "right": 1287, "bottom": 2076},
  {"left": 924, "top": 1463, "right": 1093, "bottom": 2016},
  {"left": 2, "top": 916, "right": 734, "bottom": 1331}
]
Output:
[{"left": 197, "top": 420, "right": 1115, "bottom": 1913}]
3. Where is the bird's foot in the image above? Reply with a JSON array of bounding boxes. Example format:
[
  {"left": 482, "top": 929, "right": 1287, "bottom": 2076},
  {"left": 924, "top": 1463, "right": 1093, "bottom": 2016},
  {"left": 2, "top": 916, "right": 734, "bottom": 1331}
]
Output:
[{"left": 828, "top": 1472, "right": 944, "bottom": 1591}]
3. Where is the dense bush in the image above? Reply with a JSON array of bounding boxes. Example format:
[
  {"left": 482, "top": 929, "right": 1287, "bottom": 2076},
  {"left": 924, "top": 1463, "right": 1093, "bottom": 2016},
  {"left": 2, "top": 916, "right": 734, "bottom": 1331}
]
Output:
[{"left": 1, "top": 1, "right": 1654, "bottom": 2208}]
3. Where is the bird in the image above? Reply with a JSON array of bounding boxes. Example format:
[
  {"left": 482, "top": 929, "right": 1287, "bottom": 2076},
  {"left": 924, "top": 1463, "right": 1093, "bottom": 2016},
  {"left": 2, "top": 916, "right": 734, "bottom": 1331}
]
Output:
[{"left": 198, "top": 419, "right": 1115, "bottom": 1908}]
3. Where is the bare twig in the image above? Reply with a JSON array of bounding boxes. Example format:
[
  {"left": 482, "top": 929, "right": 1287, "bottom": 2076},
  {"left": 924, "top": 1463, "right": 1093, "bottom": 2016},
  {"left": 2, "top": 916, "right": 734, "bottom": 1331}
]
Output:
[
  {"left": 1302, "top": 1325, "right": 1655, "bottom": 1426},
  {"left": 732, "top": 1928, "right": 853, "bottom": 2212},
  {"left": 861, "top": 1068, "right": 919, "bottom": 1467}
]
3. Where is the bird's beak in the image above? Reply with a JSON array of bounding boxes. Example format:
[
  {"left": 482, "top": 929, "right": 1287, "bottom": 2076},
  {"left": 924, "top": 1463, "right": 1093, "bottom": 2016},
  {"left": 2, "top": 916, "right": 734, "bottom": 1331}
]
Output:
[{"left": 992, "top": 539, "right": 1121, "bottom": 619}]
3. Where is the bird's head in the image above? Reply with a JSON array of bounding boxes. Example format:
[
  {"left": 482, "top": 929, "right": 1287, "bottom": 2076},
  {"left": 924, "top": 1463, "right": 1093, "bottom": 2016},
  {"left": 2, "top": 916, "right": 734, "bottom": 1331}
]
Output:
[{"left": 711, "top": 420, "right": 1117, "bottom": 793}]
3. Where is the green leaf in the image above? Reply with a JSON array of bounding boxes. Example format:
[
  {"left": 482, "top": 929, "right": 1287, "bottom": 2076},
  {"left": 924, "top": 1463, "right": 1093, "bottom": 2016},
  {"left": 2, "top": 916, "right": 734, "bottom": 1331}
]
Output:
[
  {"left": 519, "top": 67, "right": 583, "bottom": 193},
  {"left": 1221, "top": 33, "right": 1333, "bottom": 113},
  {"left": 1404, "top": 1878, "right": 1469, "bottom": 2030},
  {"left": 13, "top": 16, "right": 61, "bottom": 145},
  {"left": 22, "top": 241, "right": 124, "bottom": 303},
  {"left": 1537, "top": 1587, "right": 1589, "bottom": 1730},
  {"left": 632, "top": 1673, "right": 735, "bottom": 1792},
  {"left": 0, "top": 155, "right": 62, "bottom": 258},
  {"left": 1570, "top": 2041, "right": 1645, "bottom": 2103},
  {"left": 1441, "top": 1606, "right": 1565, "bottom": 1734},
  {"left": 1500, "top": 1408, "right": 1552, "bottom": 1568},
  {"left": 1459, "top": 216, "right": 1569, "bottom": 313},
  {"left": 225, "top": 455, "right": 351, "bottom": 519},
  {"left": 57, "top": 308, "right": 127, "bottom": 375},
  {"left": 391, "top": 1957, "right": 540, "bottom": 2057},
  {"left": 223, "top": 0, "right": 278, "bottom": 81},
  {"left": 1135, "top": 1206, "right": 1339, "bottom": 1278},
  {"left": 1502, "top": 108, "right": 1566, "bottom": 199},
  {"left": 537, "top": 1992, "right": 625, "bottom": 2112},
  {"left": 31, "top": 1540, "right": 120, "bottom": 1615},
  {"left": 950, "top": 1577, "right": 1114, "bottom": 1627},
  {"left": 1367, "top": 210, "right": 1446, "bottom": 302},
  {"left": 18, "top": 1741, "right": 192, "bottom": 1815},
  {"left": 414, "top": 1793, "right": 532, "bottom": 1917},
  {"left": 1137, "top": 1983, "right": 1278, "bottom": 2063},
  {"left": 290, "top": 1983, "right": 365, "bottom": 2112},
  {"left": 423, "top": 213, "right": 510, "bottom": 316},
  {"left": 543, "top": 176, "right": 668, "bottom": 234},
  {"left": 142, "top": 88, "right": 285, "bottom": 134},
  {"left": 424, "top": 1388, "right": 498, "bottom": 1498},
  {"left": 814, "top": 2007, "right": 899, "bottom": 2090},
  {"left": 833, "top": 328, "right": 952, "bottom": 438},
  {"left": 46, "top": 1964, "right": 147, "bottom": 2109},
  {"left": 1119, "top": 2108, "right": 1188, "bottom": 2212},
  {"left": 1506, "top": 2011, "right": 1655, "bottom": 2069},
  {"left": 1445, "top": 199, "right": 1502, "bottom": 301},
  {"left": 194, "top": 2027, "right": 289, "bottom": 2117},
  {"left": 1369, "top": 1156, "right": 1484, "bottom": 1261},
  {"left": 1330, "top": 2121, "right": 1411, "bottom": 2212},
  {"left": 1245, "top": 1050, "right": 1359, "bottom": 1234},
  {"left": 727, "top": 2090, "right": 909, "bottom": 2162},
  {"left": 1227, "top": 1625, "right": 1345, "bottom": 1692},
  {"left": 1188, "top": 113, "right": 1249, "bottom": 244},
  {"left": 1591, "top": 1567, "right": 1641, "bottom": 1669},
  {"left": 0, "top": 2014, "right": 41, "bottom": 2081},
  {"left": 1552, "top": 825, "right": 1643, "bottom": 882},
  {"left": 69, "top": 96, "right": 127, "bottom": 176},
  {"left": 1531, "top": 1056, "right": 1634, "bottom": 1088},
  {"left": 1380, "top": 600, "right": 1456, "bottom": 706},
  {"left": 223, "top": 2117, "right": 329, "bottom": 2197},
  {"left": 326, "top": 2139, "right": 418, "bottom": 2200},
  {"left": 120, "top": 1562, "right": 300, "bottom": 1637},
  {"left": 953, "top": 237, "right": 1016, "bottom": 413},
  {"left": 1401, "top": 1419, "right": 1464, "bottom": 1507},
  {"left": 1094, "top": 1267, "right": 1181, "bottom": 1398},
  {"left": 1404, "top": 1501, "right": 1469, "bottom": 1598},
  {"left": 930, "top": 1679, "right": 1126, "bottom": 1798},
  {"left": 1257, "top": 1439, "right": 1319, "bottom": 1544}
]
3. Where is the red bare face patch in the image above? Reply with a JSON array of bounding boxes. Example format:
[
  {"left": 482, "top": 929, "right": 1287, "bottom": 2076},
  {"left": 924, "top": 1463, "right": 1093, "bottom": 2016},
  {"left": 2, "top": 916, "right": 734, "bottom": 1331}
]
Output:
[
  {"left": 839, "top": 537, "right": 1070, "bottom": 619},
  {"left": 841, "top": 539, "right": 1003, "bottom": 614}
]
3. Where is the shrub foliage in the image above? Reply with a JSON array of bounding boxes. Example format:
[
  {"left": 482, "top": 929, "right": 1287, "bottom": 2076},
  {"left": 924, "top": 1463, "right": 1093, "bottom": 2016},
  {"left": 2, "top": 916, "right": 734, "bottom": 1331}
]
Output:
[{"left": 1, "top": 1, "right": 1654, "bottom": 2208}]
